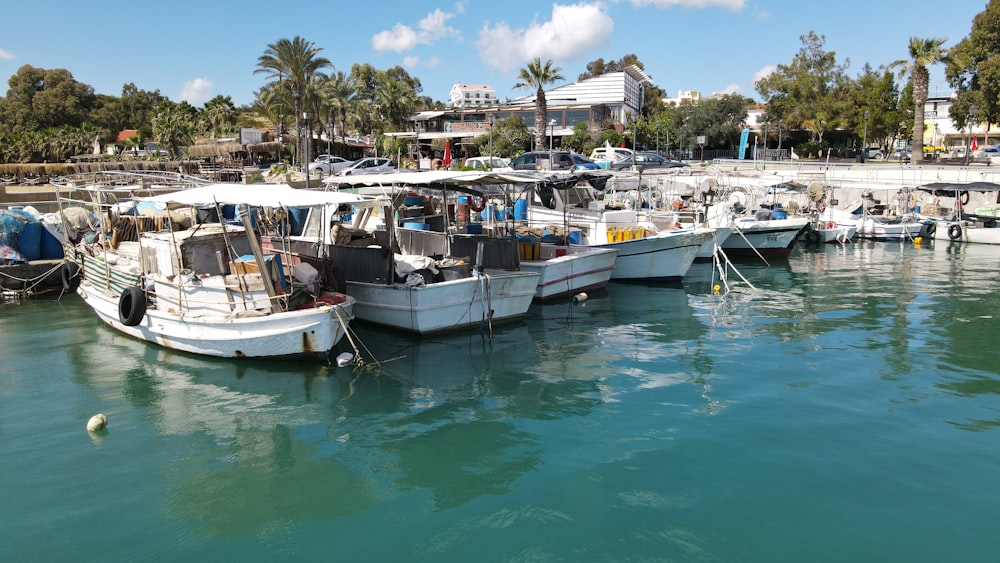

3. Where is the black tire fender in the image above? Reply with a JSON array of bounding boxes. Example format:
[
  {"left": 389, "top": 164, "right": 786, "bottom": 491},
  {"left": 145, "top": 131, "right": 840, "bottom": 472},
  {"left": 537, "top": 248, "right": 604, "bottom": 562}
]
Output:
[
  {"left": 118, "top": 286, "right": 146, "bottom": 327},
  {"left": 925, "top": 222, "right": 937, "bottom": 236},
  {"left": 61, "top": 261, "right": 80, "bottom": 292},
  {"left": 948, "top": 223, "right": 962, "bottom": 240}
]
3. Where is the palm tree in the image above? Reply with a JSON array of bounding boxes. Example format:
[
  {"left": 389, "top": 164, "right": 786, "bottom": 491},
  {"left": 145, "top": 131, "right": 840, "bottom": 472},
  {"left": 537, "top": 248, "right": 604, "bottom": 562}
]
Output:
[
  {"left": 514, "top": 58, "right": 564, "bottom": 150},
  {"left": 323, "top": 71, "right": 356, "bottom": 145},
  {"left": 254, "top": 36, "right": 332, "bottom": 166},
  {"left": 891, "top": 37, "right": 948, "bottom": 161}
]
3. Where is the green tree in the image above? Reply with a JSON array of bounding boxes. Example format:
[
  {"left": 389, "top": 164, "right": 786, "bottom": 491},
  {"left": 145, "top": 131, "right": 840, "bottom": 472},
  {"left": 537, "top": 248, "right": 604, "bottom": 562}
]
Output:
[
  {"left": 475, "top": 114, "right": 530, "bottom": 158},
  {"left": 152, "top": 105, "right": 196, "bottom": 156},
  {"left": 201, "top": 95, "right": 237, "bottom": 139},
  {"left": 947, "top": 1, "right": 1000, "bottom": 132},
  {"left": 321, "top": 71, "right": 356, "bottom": 143},
  {"left": 254, "top": 36, "right": 332, "bottom": 165},
  {"left": 845, "top": 64, "right": 900, "bottom": 149},
  {"left": 374, "top": 75, "right": 419, "bottom": 133},
  {"left": 0, "top": 65, "right": 96, "bottom": 135},
  {"left": 514, "top": 58, "right": 565, "bottom": 150},
  {"left": 756, "top": 32, "right": 849, "bottom": 143},
  {"left": 891, "top": 36, "right": 949, "bottom": 159}
]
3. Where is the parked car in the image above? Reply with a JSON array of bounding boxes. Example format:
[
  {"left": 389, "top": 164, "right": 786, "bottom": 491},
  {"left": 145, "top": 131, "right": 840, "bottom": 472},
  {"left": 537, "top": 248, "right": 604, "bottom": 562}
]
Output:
[
  {"left": 610, "top": 151, "right": 690, "bottom": 170},
  {"left": 511, "top": 150, "right": 598, "bottom": 171},
  {"left": 337, "top": 157, "right": 395, "bottom": 176},
  {"left": 308, "top": 155, "right": 354, "bottom": 175},
  {"left": 464, "top": 156, "right": 513, "bottom": 172},
  {"left": 892, "top": 147, "right": 912, "bottom": 161},
  {"left": 589, "top": 146, "right": 634, "bottom": 163},
  {"left": 569, "top": 153, "right": 601, "bottom": 170},
  {"left": 864, "top": 147, "right": 884, "bottom": 160}
]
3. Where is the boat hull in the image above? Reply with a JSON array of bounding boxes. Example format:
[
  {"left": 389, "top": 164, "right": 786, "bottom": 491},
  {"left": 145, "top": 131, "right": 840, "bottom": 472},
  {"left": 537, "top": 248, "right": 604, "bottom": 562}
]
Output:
[
  {"left": 519, "top": 246, "right": 617, "bottom": 300},
  {"left": 346, "top": 270, "right": 540, "bottom": 334},
  {"left": 597, "top": 229, "right": 712, "bottom": 281},
  {"left": 930, "top": 221, "right": 1000, "bottom": 244},
  {"left": 720, "top": 218, "right": 809, "bottom": 257},
  {"left": 77, "top": 281, "right": 353, "bottom": 360},
  {"left": 855, "top": 217, "right": 924, "bottom": 240}
]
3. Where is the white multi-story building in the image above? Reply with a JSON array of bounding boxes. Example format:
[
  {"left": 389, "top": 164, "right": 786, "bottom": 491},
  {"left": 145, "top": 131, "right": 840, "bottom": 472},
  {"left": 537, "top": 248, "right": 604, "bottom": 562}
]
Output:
[
  {"left": 663, "top": 90, "right": 701, "bottom": 106},
  {"left": 449, "top": 83, "right": 498, "bottom": 108}
]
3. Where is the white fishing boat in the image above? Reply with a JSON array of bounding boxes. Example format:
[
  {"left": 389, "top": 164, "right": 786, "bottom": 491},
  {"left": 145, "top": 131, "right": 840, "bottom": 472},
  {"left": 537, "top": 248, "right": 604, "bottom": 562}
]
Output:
[
  {"left": 917, "top": 181, "right": 1000, "bottom": 245},
  {"left": 518, "top": 244, "right": 618, "bottom": 300},
  {"left": 328, "top": 170, "right": 616, "bottom": 305},
  {"left": 521, "top": 174, "right": 713, "bottom": 281},
  {"left": 58, "top": 180, "right": 360, "bottom": 361},
  {"left": 830, "top": 189, "right": 924, "bottom": 241}
]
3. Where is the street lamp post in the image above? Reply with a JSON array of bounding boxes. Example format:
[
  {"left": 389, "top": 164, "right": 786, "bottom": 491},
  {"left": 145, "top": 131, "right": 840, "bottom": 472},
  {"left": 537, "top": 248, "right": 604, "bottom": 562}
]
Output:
[
  {"left": 967, "top": 104, "right": 977, "bottom": 166},
  {"left": 302, "top": 111, "right": 311, "bottom": 190},
  {"left": 488, "top": 115, "right": 494, "bottom": 162},
  {"left": 548, "top": 119, "right": 556, "bottom": 169},
  {"left": 863, "top": 111, "right": 870, "bottom": 163}
]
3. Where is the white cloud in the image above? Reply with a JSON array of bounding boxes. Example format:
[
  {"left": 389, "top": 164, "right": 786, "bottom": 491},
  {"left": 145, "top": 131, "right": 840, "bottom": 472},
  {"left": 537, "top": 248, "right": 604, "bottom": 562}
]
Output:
[
  {"left": 403, "top": 55, "right": 443, "bottom": 69},
  {"left": 753, "top": 65, "right": 776, "bottom": 85},
  {"left": 179, "top": 78, "right": 214, "bottom": 106},
  {"left": 717, "top": 83, "right": 742, "bottom": 95},
  {"left": 371, "top": 9, "right": 461, "bottom": 53},
  {"left": 475, "top": 3, "right": 614, "bottom": 73},
  {"left": 630, "top": 0, "right": 744, "bottom": 9},
  {"left": 0, "top": 48, "right": 15, "bottom": 60}
]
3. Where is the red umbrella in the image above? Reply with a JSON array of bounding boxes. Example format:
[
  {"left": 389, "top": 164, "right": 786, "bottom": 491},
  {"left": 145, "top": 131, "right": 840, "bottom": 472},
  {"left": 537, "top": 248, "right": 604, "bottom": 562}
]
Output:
[
  {"left": 443, "top": 140, "right": 452, "bottom": 167},
  {"left": 971, "top": 136, "right": 979, "bottom": 152}
]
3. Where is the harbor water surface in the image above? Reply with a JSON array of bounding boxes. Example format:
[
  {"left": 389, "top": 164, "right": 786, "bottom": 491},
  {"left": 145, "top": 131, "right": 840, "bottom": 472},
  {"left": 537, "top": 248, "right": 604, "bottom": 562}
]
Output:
[{"left": 2, "top": 240, "right": 999, "bottom": 561}]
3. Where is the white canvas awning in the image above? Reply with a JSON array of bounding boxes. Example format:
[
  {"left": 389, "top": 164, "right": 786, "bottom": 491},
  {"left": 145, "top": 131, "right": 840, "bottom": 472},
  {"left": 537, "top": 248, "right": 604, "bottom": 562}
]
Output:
[{"left": 139, "top": 183, "right": 382, "bottom": 208}]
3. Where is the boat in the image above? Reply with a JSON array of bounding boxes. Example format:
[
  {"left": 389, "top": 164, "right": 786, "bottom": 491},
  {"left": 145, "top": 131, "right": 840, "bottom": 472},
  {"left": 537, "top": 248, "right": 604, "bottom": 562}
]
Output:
[
  {"left": 57, "top": 179, "right": 360, "bottom": 361},
  {"left": 794, "top": 183, "right": 857, "bottom": 244},
  {"left": 263, "top": 170, "right": 549, "bottom": 334},
  {"left": 703, "top": 185, "right": 810, "bottom": 257},
  {"left": 832, "top": 188, "right": 924, "bottom": 241},
  {"left": 326, "top": 170, "right": 616, "bottom": 305},
  {"left": 917, "top": 181, "right": 1000, "bottom": 245},
  {"left": 520, "top": 172, "right": 713, "bottom": 281}
]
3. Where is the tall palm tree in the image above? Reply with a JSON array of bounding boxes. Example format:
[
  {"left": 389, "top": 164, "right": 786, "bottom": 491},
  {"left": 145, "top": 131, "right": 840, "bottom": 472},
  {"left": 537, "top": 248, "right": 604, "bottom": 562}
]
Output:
[
  {"left": 514, "top": 58, "right": 564, "bottom": 150},
  {"left": 323, "top": 71, "right": 356, "bottom": 145},
  {"left": 254, "top": 36, "right": 332, "bottom": 166},
  {"left": 891, "top": 37, "right": 948, "bottom": 161}
]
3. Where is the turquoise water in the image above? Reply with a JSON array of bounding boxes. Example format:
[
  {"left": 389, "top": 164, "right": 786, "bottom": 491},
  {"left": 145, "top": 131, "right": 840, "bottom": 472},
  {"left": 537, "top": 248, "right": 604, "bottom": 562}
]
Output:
[{"left": 2, "top": 240, "right": 999, "bottom": 561}]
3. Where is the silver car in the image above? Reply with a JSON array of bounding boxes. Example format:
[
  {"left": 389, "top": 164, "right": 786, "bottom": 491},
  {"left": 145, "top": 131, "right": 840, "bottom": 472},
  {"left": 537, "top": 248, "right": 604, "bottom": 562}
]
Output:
[{"left": 337, "top": 157, "right": 395, "bottom": 176}]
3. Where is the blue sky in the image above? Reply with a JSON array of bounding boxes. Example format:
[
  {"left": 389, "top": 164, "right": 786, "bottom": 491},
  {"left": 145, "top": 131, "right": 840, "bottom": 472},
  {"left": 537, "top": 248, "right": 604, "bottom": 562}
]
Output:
[{"left": 0, "top": 1, "right": 984, "bottom": 108}]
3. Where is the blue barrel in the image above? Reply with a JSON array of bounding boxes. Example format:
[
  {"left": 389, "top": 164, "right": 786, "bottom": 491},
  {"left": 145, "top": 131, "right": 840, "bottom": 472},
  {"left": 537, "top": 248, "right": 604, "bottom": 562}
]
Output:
[
  {"left": 514, "top": 198, "right": 527, "bottom": 220},
  {"left": 568, "top": 231, "right": 583, "bottom": 245},
  {"left": 772, "top": 210, "right": 788, "bottom": 220}
]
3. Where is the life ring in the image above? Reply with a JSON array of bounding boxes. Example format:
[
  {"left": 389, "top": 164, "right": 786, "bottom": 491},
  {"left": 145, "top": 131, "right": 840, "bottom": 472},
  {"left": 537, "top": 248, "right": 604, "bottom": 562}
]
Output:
[
  {"left": 948, "top": 223, "right": 963, "bottom": 240},
  {"left": 906, "top": 192, "right": 917, "bottom": 210},
  {"left": 960, "top": 191, "right": 970, "bottom": 205},
  {"left": 468, "top": 194, "right": 487, "bottom": 213},
  {"left": 61, "top": 262, "right": 80, "bottom": 292},
  {"left": 806, "top": 229, "right": 821, "bottom": 243},
  {"left": 118, "top": 286, "right": 146, "bottom": 327},
  {"left": 925, "top": 221, "right": 937, "bottom": 236}
]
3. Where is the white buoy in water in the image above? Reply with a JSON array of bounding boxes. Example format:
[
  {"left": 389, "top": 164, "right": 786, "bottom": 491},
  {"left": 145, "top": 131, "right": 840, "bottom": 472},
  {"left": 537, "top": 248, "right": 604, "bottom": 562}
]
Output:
[
  {"left": 87, "top": 413, "right": 108, "bottom": 432},
  {"left": 336, "top": 352, "right": 354, "bottom": 367},
  {"left": 571, "top": 292, "right": 588, "bottom": 305}
]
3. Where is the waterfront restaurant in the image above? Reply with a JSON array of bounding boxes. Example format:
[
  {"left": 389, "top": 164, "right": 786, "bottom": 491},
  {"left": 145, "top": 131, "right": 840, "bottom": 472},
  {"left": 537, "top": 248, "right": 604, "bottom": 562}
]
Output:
[{"left": 389, "top": 65, "right": 653, "bottom": 162}]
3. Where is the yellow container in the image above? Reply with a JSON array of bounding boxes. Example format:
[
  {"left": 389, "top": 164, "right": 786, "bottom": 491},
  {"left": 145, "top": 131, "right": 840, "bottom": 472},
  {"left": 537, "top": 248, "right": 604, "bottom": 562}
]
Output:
[{"left": 519, "top": 241, "right": 540, "bottom": 260}]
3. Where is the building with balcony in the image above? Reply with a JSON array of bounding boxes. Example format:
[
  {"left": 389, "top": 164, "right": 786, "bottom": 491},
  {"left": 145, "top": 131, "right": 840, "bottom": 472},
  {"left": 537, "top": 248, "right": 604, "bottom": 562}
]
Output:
[
  {"left": 395, "top": 66, "right": 654, "bottom": 156},
  {"left": 448, "top": 83, "right": 499, "bottom": 108}
]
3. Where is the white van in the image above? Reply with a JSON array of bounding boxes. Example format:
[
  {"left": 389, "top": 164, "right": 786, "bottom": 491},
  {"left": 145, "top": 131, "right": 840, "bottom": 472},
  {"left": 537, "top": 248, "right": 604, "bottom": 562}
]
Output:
[{"left": 589, "top": 146, "right": 634, "bottom": 167}]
